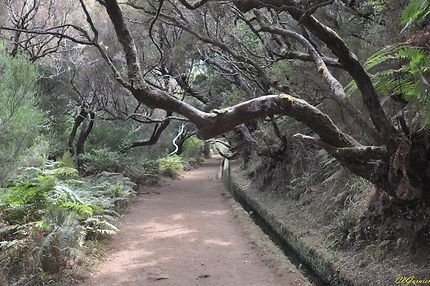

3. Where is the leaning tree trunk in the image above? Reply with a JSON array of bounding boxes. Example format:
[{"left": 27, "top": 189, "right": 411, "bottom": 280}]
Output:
[
  {"left": 122, "top": 111, "right": 173, "bottom": 151},
  {"left": 68, "top": 109, "right": 87, "bottom": 157},
  {"left": 75, "top": 111, "right": 95, "bottom": 172},
  {"left": 236, "top": 124, "right": 257, "bottom": 168},
  {"left": 67, "top": 108, "right": 95, "bottom": 172}
]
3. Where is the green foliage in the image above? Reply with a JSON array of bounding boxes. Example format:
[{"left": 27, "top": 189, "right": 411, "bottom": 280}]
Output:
[
  {"left": 88, "top": 121, "right": 132, "bottom": 151},
  {"left": 328, "top": 207, "right": 361, "bottom": 249},
  {"left": 83, "top": 144, "right": 203, "bottom": 180},
  {"left": 270, "top": 60, "right": 291, "bottom": 87},
  {"left": 45, "top": 166, "right": 79, "bottom": 180},
  {"left": 401, "top": 0, "right": 430, "bottom": 26},
  {"left": 224, "top": 88, "right": 247, "bottom": 106},
  {"left": 58, "top": 152, "right": 76, "bottom": 169},
  {"left": 182, "top": 137, "right": 205, "bottom": 162},
  {"left": 0, "top": 45, "right": 44, "bottom": 182},
  {"left": 82, "top": 148, "right": 157, "bottom": 184},
  {"left": 58, "top": 201, "right": 94, "bottom": 217},
  {"left": 36, "top": 209, "right": 86, "bottom": 270},
  {"left": 234, "top": 20, "right": 261, "bottom": 50},
  {"left": 157, "top": 155, "right": 184, "bottom": 178},
  {"left": 346, "top": 0, "right": 430, "bottom": 123},
  {"left": 0, "top": 162, "right": 136, "bottom": 284},
  {"left": 37, "top": 81, "right": 71, "bottom": 158},
  {"left": 82, "top": 148, "right": 126, "bottom": 174},
  {"left": 350, "top": 0, "right": 388, "bottom": 23},
  {"left": 346, "top": 43, "right": 430, "bottom": 121}
]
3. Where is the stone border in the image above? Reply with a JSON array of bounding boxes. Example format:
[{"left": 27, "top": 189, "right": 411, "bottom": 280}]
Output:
[{"left": 221, "top": 159, "right": 356, "bottom": 286}]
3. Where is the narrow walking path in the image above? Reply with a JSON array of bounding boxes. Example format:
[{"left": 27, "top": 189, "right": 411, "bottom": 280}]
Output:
[{"left": 86, "top": 157, "right": 308, "bottom": 286}]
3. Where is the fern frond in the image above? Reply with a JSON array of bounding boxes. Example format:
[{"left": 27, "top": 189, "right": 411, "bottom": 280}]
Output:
[
  {"left": 364, "top": 44, "right": 427, "bottom": 70},
  {"left": 44, "top": 167, "right": 78, "bottom": 179},
  {"left": 58, "top": 202, "right": 94, "bottom": 217},
  {"left": 401, "top": 0, "right": 430, "bottom": 26}
]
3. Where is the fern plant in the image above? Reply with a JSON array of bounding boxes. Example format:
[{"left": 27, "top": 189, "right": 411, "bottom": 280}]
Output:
[
  {"left": 401, "top": 0, "right": 430, "bottom": 28},
  {"left": 157, "top": 155, "right": 185, "bottom": 178},
  {"left": 345, "top": 0, "right": 430, "bottom": 123},
  {"left": 346, "top": 43, "right": 430, "bottom": 122},
  {"left": 0, "top": 161, "right": 136, "bottom": 284}
]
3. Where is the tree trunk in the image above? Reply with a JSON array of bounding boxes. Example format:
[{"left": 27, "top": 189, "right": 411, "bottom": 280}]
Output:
[
  {"left": 175, "top": 139, "right": 185, "bottom": 156},
  {"left": 75, "top": 111, "right": 95, "bottom": 172},
  {"left": 75, "top": 111, "right": 95, "bottom": 156},
  {"left": 236, "top": 124, "right": 257, "bottom": 168},
  {"left": 67, "top": 107, "right": 94, "bottom": 171},
  {"left": 172, "top": 128, "right": 194, "bottom": 156},
  {"left": 68, "top": 109, "right": 87, "bottom": 157}
]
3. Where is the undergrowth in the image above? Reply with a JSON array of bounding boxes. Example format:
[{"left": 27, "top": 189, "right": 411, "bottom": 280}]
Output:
[
  {"left": 83, "top": 148, "right": 203, "bottom": 181},
  {"left": 0, "top": 158, "right": 136, "bottom": 285},
  {"left": 0, "top": 144, "right": 206, "bottom": 284},
  {"left": 157, "top": 155, "right": 185, "bottom": 178},
  {"left": 252, "top": 144, "right": 373, "bottom": 249}
]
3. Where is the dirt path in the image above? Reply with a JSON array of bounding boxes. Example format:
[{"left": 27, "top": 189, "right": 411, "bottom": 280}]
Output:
[{"left": 86, "top": 157, "right": 308, "bottom": 286}]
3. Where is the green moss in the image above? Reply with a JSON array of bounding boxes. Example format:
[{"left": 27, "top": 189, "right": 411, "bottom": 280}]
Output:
[
  {"left": 278, "top": 93, "right": 294, "bottom": 100},
  {"left": 278, "top": 94, "right": 297, "bottom": 108}
]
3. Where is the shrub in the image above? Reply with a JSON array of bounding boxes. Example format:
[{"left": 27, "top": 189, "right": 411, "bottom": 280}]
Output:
[
  {"left": 87, "top": 121, "right": 132, "bottom": 151},
  {"left": 0, "top": 46, "right": 45, "bottom": 183},
  {"left": 0, "top": 162, "right": 136, "bottom": 285},
  {"left": 157, "top": 155, "right": 184, "bottom": 178},
  {"left": 182, "top": 137, "right": 205, "bottom": 162},
  {"left": 81, "top": 148, "right": 126, "bottom": 174},
  {"left": 82, "top": 148, "right": 161, "bottom": 184},
  {"left": 58, "top": 151, "right": 76, "bottom": 169}
]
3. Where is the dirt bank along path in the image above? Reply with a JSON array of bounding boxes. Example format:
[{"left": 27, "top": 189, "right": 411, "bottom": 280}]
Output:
[{"left": 86, "top": 157, "right": 309, "bottom": 286}]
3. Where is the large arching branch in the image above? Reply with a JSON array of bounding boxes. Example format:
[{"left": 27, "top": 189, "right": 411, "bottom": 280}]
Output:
[
  {"left": 103, "top": 0, "right": 355, "bottom": 147},
  {"left": 99, "top": 0, "right": 401, "bottom": 192},
  {"left": 297, "top": 15, "right": 398, "bottom": 145}
]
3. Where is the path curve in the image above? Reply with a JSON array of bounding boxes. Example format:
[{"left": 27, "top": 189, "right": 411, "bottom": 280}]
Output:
[{"left": 86, "top": 157, "right": 307, "bottom": 286}]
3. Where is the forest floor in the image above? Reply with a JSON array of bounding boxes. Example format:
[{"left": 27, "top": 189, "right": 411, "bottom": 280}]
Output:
[{"left": 83, "top": 156, "right": 309, "bottom": 286}]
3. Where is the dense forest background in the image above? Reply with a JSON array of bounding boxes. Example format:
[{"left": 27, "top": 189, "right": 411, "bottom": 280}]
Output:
[{"left": 0, "top": 0, "right": 429, "bottom": 285}]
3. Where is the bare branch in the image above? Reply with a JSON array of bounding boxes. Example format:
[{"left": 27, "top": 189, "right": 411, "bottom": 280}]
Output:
[{"left": 123, "top": 112, "right": 173, "bottom": 151}]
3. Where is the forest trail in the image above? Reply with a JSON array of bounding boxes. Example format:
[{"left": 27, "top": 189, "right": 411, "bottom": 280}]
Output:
[{"left": 85, "top": 156, "right": 307, "bottom": 286}]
